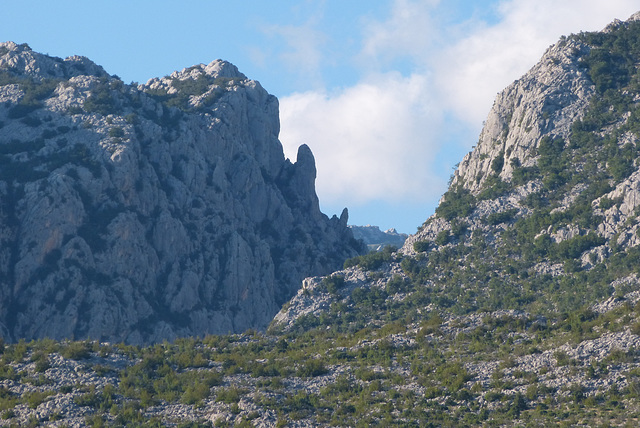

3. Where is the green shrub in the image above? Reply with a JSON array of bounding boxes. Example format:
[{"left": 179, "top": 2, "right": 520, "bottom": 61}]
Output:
[
  {"left": 554, "top": 233, "right": 605, "bottom": 260},
  {"left": 6, "top": 340, "right": 28, "bottom": 363},
  {"left": 413, "top": 240, "right": 429, "bottom": 252},
  {"left": 512, "top": 165, "right": 540, "bottom": 185},
  {"left": 60, "top": 341, "right": 91, "bottom": 360},
  {"left": 74, "top": 391, "right": 102, "bottom": 408},
  {"left": 599, "top": 197, "right": 618, "bottom": 210},
  {"left": 83, "top": 80, "right": 117, "bottom": 115},
  {"left": 181, "top": 381, "right": 212, "bottom": 405},
  {"left": 478, "top": 174, "right": 511, "bottom": 200},
  {"left": 608, "top": 154, "right": 634, "bottom": 181},
  {"left": 436, "top": 185, "right": 475, "bottom": 220},
  {"left": 25, "top": 390, "right": 54, "bottom": 409},
  {"left": 507, "top": 392, "right": 528, "bottom": 418},
  {"left": 436, "top": 362, "right": 471, "bottom": 392},
  {"left": 554, "top": 351, "right": 572, "bottom": 366},
  {"left": 385, "top": 275, "right": 412, "bottom": 294},
  {"left": 435, "top": 230, "right": 450, "bottom": 246},
  {"left": 344, "top": 246, "right": 396, "bottom": 270},
  {"left": 297, "top": 359, "right": 328, "bottom": 377},
  {"left": 84, "top": 414, "right": 106, "bottom": 427},
  {"left": 418, "top": 314, "right": 443, "bottom": 336},
  {"left": 485, "top": 209, "right": 518, "bottom": 226},
  {"left": 108, "top": 126, "right": 125, "bottom": 138},
  {"left": 322, "top": 275, "right": 345, "bottom": 295},
  {"left": 215, "top": 387, "right": 245, "bottom": 404},
  {"left": 491, "top": 151, "right": 505, "bottom": 173},
  {"left": 0, "top": 387, "right": 18, "bottom": 413},
  {"left": 31, "top": 352, "right": 50, "bottom": 373}
]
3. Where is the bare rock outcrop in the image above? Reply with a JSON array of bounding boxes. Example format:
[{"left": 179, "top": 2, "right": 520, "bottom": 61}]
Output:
[
  {"left": 403, "top": 13, "right": 640, "bottom": 258},
  {"left": 0, "top": 41, "right": 363, "bottom": 343},
  {"left": 451, "top": 37, "right": 594, "bottom": 195}
]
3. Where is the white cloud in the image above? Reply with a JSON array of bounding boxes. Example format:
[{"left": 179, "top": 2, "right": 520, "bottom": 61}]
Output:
[
  {"left": 279, "top": 72, "right": 446, "bottom": 204},
  {"left": 436, "top": 0, "right": 640, "bottom": 125},
  {"left": 358, "top": 0, "right": 440, "bottom": 71},
  {"left": 260, "top": 19, "right": 328, "bottom": 89}
]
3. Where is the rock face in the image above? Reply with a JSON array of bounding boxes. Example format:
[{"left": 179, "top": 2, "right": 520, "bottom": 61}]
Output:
[
  {"left": 401, "top": 34, "right": 599, "bottom": 253},
  {"left": 450, "top": 38, "right": 594, "bottom": 195},
  {"left": 0, "top": 41, "right": 363, "bottom": 343},
  {"left": 402, "top": 12, "right": 640, "bottom": 259}
]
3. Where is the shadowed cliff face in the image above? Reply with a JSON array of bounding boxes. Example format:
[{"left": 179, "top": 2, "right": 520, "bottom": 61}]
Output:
[{"left": 0, "top": 41, "right": 364, "bottom": 344}]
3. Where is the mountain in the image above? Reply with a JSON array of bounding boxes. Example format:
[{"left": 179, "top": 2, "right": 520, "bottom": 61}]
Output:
[
  {"left": 5, "top": 13, "right": 640, "bottom": 428},
  {"left": 275, "top": 12, "right": 640, "bottom": 330},
  {"left": 0, "top": 41, "right": 363, "bottom": 344},
  {"left": 349, "top": 224, "right": 407, "bottom": 251}
]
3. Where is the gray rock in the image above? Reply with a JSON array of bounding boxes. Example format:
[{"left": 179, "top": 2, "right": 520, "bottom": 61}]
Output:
[
  {"left": 452, "top": 37, "right": 594, "bottom": 196},
  {"left": 0, "top": 42, "right": 363, "bottom": 343}
]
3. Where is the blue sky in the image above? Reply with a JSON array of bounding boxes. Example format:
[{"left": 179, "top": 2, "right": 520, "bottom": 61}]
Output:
[{"left": 2, "top": 1, "right": 639, "bottom": 234}]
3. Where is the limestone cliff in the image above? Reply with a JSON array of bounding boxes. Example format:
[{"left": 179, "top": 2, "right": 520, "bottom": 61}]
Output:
[
  {"left": 402, "top": 11, "right": 640, "bottom": 258},
  {"left": 0, "top": 41, "right": 363, "bottom": 343}
]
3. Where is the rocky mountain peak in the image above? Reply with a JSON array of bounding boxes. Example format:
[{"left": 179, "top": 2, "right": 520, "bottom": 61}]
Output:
[
  {"left": 448, "top": 35, "right": 593, "bottom": 198},
  {"left": 401, "top": 16, "right": 640, "bottom": 256},
  {"left": 349, "top": 224, "right": 408, "bottom": 251},
  {"left": 0, "top": 41, "right": 108, "bottom": 80},
  {"left": 0, "top": 42, "right": 363, "bottom": 344},
  {"left": 143, "top": 59, "right": 247, "bottom": 100},
  {"left": 295, "top": 143, "right": 315, "bottom": 172},
  {"left": 447, "top": 11, "right": 640, "bottom": 203}
]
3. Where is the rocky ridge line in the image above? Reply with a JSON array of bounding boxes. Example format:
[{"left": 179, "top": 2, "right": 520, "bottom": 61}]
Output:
[{"left": 0, "top": 41, "right": 363, "bottom": 344}]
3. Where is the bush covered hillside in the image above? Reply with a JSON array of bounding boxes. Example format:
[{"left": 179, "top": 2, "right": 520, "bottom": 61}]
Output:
[{"left": 6, "top": 12, "right": 640, "bottom": 428}]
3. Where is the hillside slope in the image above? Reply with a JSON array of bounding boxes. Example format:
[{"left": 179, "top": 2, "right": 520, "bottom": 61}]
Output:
[{"left": 0, "top": 42, "right": 363, "bottom": 344}]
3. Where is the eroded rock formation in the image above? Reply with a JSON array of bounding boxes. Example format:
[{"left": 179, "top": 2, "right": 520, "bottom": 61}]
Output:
[{"left": 0, "top": 41, "right": 363, "bottom": 343}]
